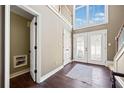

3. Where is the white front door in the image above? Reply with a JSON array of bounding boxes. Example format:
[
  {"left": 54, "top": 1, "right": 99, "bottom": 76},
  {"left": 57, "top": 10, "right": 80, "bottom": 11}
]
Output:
[
  {"left": 88, "top": 30, "right": 107, "bottom": 65},
  {"left": 64, "top": 29, "right": 71, "bottom": 65},
  {"left": 73, "top": 33, "right": 88, "bottom": 62},
  {"left": 30, "top": 17, "right": 36, "bottom": 81},
  {"left": 73, "top": 30, "right": 107, "bottom": 65}
]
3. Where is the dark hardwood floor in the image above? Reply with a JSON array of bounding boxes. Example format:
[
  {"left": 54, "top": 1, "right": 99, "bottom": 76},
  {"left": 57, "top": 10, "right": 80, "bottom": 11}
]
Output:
[{"left": 10, "top": 62, "right": 112, "bottom": 88}]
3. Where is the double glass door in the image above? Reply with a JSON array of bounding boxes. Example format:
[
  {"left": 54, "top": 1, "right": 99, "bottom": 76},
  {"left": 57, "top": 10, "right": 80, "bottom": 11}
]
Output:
[{"left": 73, "top": 30, "right": 107, "bottom": 65}]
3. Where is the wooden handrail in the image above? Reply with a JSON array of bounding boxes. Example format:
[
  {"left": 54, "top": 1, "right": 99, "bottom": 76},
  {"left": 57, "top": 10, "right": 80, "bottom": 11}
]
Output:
[{"left": 112, "top": 71, "right": 124, "bottom": 77}]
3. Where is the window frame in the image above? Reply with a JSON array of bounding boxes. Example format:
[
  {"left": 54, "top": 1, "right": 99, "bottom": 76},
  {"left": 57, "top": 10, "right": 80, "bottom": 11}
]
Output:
[{"left": 73, "top": 5, "right": 108, "bottom": 30}]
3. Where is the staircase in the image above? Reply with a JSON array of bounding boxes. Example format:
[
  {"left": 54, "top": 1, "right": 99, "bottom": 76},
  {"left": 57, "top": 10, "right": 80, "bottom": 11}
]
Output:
[{"left": 112, "top": 24, "right": 124, "bottom": 88}]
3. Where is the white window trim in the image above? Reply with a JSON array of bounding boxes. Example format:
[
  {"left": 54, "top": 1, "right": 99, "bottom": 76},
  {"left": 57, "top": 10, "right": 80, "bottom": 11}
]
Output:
[{"left": 73, "top": 5, "right": 108, "bottom": 30}]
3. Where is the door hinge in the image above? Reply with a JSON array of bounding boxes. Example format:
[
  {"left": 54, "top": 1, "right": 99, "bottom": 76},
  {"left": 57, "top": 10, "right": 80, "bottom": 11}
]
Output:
[
  {"left": 35, "top": 22, "right": 37, "bottom": 26},
  {"left": 34, "top": 69, "right": 37, "bottom": 73},
  {"left": 34, "top": 46, "right": 37, "bottom": 50},
  {"left": 29, "top": 50, "right": 31, "bottom": 53}
]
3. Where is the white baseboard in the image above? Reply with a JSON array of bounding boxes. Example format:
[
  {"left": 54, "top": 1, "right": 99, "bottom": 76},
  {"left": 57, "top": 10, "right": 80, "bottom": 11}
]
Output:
[
  {"left": 72, "top": 59, "right": 82, "bottom": 62},
  {"left": 106, "top": 61, "right": 114, "bottom": 70},
  {"left": 63, "top": 61, "right": 72, "bottom": 66},
  {"left": 10, "top": 68, "right": 30, "bottom": 79},
  {"left": 40, "top": 65, "right": 64, "bottom": 83},
  {"left": 107, "top": 60, "right": 113, "bottom": 64}
]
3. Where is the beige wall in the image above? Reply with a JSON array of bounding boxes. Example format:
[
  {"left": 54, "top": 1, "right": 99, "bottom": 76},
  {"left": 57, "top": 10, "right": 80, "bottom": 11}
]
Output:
[
  {"left": 73, "top": 5, "right": 124, "bottom": 61},
  {"left": 28, "top": 5, "right": 72, "bottom": 76},
  {"left": 10, "top": 12, "right": 30, "bottom": 74},
  {"left": 0, "top": 6, "right": 4, "bottom": 88}
]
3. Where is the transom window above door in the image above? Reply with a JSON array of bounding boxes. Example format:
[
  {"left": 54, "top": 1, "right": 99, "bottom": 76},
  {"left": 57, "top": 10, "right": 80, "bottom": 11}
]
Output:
[{"left": 73, "top": 5, "right": 108, "bottom": 29}]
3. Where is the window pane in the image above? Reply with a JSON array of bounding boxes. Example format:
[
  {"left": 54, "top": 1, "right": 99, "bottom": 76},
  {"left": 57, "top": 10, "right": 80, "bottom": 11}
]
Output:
[
  {"left": 89, "top": 5, "right": 105, "bottom": 24},
  {"left": 90, "top": 34, "right": 102, "bottom": 61},
  {"left": 75, "top": 6, "right": 87, "bottom": 28},
  {"left": 76, "top": 36, "right": 85, "bottom": 59}
]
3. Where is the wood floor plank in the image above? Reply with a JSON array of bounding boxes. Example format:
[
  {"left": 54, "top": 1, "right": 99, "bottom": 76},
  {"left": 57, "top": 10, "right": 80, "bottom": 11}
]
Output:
[{"left": 10, "top": 62, "right": 112, "bottom": 88}]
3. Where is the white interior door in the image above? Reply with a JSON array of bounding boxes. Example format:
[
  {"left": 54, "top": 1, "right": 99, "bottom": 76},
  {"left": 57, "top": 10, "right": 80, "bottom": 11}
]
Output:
[
  {"left": 73, "top": 33, "right": 88, "bottom": 62},
  {"left": 64, "top": 29, "right": 71, "bottom": 65},
  {"left": 30, "top": 17, "right": 36, "bottom": 81},
  {"left": 88, "top": 30, "right": 107, "bottom": 65}
]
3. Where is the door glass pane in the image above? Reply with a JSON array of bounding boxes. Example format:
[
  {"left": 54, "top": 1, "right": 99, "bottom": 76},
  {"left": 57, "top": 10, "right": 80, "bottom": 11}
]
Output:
[
  {"left": 90, "top": 34, "right": 102, "bottom": 61},
  {"left": 89, "top": 5, "right": 105, "bottom": 24},
  {"left": 76, "top": 36, "right": 85, "bottom": 59},
  {"left": 75, "top": 6, "right": 87, "bottom": 28}
]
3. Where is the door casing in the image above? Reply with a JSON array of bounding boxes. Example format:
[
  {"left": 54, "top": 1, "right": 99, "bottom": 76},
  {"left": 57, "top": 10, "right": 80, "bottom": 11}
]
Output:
[{"left": 4, "top": 5, "right": 42, "bottom": 88}]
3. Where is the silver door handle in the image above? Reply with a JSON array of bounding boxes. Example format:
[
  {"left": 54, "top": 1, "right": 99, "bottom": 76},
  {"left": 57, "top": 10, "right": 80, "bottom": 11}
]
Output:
[
  {"left": 66, "top": 49, "right": 69, "bottom": 51},
  {"left": 85, "top": 48, "right": 88, "bottom": 51}
]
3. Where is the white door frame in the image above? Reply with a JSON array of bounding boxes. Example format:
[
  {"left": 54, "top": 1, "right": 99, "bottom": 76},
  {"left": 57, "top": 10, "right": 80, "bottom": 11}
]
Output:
[{"left": 4, "top": 5, "right": 42, "bottom": 88}]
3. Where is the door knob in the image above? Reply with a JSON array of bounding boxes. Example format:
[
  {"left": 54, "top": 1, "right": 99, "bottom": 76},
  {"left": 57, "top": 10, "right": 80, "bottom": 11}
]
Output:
[
  {"left": 66, "top": 49, "right": 69, "bottom": 51},
  {"left": 85, "top": 48, "right": 88, "bottom": 51}
]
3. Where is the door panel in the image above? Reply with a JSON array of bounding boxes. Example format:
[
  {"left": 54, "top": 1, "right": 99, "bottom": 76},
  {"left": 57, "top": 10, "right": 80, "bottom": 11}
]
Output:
[
  {"left": 73, "top": 33, "right": 88, "bottom": 62},
  {"left": 88, "top": 30, "right": 107, "bottom": 65},
  {"left": 89, "top": 34, "right": 102, "bottom": 61},
  {"left": 30, "top": 17, "right": 36, "bottom": 81},
  {"left": 64, "top": 29, "right": 71, "bottom": 65}
]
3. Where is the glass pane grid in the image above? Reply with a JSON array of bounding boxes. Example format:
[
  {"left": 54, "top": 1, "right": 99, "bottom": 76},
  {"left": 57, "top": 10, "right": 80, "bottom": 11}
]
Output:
[
  {"left": 90, "top": 34, "right": 102, "bottom": 61},
  {"left": 74, "top": 5, "right": 106, "bottom": 29},
  {"left": 75, "top": 6, "right": 87, "bottom": 28},
  {"left": 76, "top": 37, "right": 85, "bottom": 59},
  {"left": 89, "top": 5, "right": 105, "bottom": 24}
]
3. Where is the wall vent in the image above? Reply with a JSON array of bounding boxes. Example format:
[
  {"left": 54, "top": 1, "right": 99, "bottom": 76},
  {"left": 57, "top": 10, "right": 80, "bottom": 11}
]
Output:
[{"left": 14, "top": 55, "right": 27, "bottom": 68}]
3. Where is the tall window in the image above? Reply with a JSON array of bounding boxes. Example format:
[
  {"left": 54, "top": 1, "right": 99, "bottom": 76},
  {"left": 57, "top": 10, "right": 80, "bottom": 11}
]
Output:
[{"left": 74, "top": 5, "right": 108, "bottom": 29}]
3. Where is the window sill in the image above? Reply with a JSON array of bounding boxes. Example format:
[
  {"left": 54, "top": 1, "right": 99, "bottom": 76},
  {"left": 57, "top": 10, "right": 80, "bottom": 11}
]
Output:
[{"left": 73, "top": 22, "right": 108, "bottom": 31}]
